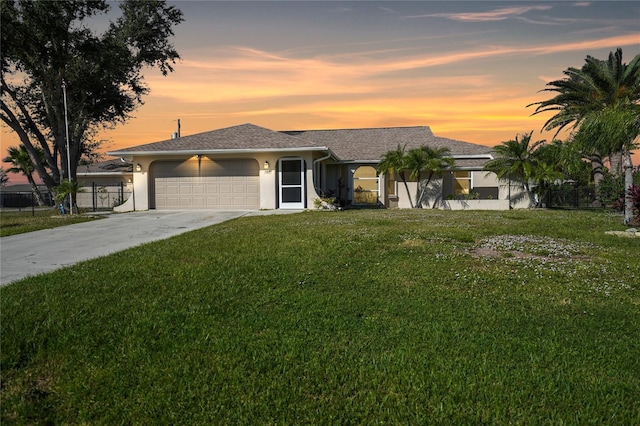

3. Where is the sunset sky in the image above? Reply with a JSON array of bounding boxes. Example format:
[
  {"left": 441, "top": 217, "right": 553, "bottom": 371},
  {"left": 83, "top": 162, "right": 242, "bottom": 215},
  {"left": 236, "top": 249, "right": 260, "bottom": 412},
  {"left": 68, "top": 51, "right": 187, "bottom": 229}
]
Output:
[{"left": 2, "top": 1, "right": 640, "bottom": 183}]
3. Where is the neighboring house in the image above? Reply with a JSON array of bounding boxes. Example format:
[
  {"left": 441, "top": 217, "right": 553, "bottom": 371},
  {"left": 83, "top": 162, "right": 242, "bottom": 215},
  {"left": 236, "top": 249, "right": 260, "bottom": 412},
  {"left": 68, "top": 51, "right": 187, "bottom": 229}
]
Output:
[
  {"left": 0, "top": 160, "right": 131, "bottom": 210},
  {"left": 0, "top": 184, "right": 54, "bottom": 207},
  {"left": 106, "top": 123, "right": 527, "bottom": 212},
  {"left": 76, "top": 158, "right": 133, "bottom": 209}
]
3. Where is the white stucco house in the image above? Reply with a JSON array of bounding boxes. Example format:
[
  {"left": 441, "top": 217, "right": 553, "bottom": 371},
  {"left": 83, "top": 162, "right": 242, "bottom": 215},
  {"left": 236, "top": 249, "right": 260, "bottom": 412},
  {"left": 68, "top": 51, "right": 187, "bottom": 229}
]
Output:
[{"left": 106, "top": 123, "right": 528, "bottom": 212}]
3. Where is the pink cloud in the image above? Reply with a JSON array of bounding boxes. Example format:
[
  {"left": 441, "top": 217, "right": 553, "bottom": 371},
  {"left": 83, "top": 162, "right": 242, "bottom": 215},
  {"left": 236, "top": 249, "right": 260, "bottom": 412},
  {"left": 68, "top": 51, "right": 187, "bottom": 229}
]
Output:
[{"left": 406, "top": 5, "right": 553, "bottom": 22}]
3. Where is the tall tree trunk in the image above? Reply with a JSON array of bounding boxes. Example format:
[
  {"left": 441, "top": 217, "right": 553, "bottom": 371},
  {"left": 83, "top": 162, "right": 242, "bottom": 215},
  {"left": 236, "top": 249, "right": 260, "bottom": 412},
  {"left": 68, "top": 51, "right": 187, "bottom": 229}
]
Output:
[
  {"left": 399, "top": 172, "right": 414, "bottom": 208},
  {"left": 590, "top": 154, "right": 604, "bottom": 207},
  {"left": 415, "top": 179, "right": 424, "bottom": 209},
  {"left": 402, "top": 179, "right": 414, "bottom": 208},
  {"left": 26, "top": 173, "right": 46, "bottom": 206},
  {"left": 623, "top": 151, "right": 634, "bottom": 225},
  {"left": 609, "top": 151, "right": 624, "bottom": 176}
]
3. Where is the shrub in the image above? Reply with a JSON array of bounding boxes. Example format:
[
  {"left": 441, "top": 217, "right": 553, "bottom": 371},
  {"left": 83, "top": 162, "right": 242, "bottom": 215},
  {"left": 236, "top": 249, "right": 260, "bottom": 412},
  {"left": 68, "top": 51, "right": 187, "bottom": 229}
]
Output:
[
  {"left": 627, "top": 184, "right": 640, "bottom": 226},
  {"left": 314, "top": 196, "right": 338, "bottom": 210},
  {"left": 599, "top": 170, "right": 640, "bottom": 210}
]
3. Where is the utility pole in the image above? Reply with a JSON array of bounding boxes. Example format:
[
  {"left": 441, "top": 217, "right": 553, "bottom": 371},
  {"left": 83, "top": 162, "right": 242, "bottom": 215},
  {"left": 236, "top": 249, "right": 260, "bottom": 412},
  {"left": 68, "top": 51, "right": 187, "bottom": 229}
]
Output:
[{"left": 62, "top": 81, "right": 73, "bottom": 215}]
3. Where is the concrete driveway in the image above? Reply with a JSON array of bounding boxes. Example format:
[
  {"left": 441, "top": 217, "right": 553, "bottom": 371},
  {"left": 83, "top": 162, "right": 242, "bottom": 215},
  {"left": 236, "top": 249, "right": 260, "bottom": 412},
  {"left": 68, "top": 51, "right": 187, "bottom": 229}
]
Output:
[{"left": 1, "top": 209, "right": 300, "bottom": 286}]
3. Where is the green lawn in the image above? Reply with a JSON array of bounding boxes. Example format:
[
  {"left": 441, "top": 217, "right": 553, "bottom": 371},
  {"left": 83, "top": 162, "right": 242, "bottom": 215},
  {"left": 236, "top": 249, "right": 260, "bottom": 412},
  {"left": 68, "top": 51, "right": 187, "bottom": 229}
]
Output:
[
  {"left": 0, "top": 209, "right": 99, "bottom": 237},
  {"left": 1, "top": 209, "right": 638, "bottom": 424}
]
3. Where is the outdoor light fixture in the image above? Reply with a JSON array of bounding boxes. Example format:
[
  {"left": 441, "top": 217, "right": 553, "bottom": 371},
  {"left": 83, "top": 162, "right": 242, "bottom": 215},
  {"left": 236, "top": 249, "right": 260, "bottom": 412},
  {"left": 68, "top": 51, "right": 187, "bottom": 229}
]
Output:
[
  {"left": 136, "top": 163, "right": 142, "bottom": 172},
  {"left": 264, "top": 161, "right": 270, "bottom": 170}
]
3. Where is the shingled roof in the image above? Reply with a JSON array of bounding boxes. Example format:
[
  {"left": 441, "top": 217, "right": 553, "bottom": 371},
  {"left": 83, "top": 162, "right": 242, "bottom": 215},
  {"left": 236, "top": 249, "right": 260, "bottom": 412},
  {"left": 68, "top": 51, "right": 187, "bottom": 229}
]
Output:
[
  {"left": 282, "top": 126, "right": 492, "bottom": 162},
  {"left": 109, "top": 123, "right": 326, "bottom": 156},
  {"left": 77, "top": 158, "right": 133, "bottom": 174},
  {"left": 108, "top": 123, "right": 493, "bottom": 166}
]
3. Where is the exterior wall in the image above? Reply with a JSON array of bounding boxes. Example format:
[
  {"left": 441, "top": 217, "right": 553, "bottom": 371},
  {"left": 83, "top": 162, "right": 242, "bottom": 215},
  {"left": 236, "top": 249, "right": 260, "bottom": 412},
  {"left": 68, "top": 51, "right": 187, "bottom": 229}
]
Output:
[
  {"left": 387, "top": 170, "right": 522, "bottom": 210},
  {"left": 395, "top": 174, "right": 444, "bottom": 209},
  {"left": 114, "top": 169, "right": 147, "bottom": 212},
  {"left": 110, "top": 154, "right": 529, "bottom": 212},
  {"left": 442, "top": 170, "right": 500, "bottom": 200},
  {"left": 259, "top": 168, "right": 276, "bottom": 209},
  {"left": 115, "top": 152, "right": 319, "bottom": 211},
  {"left": 304, "top": 154, "right": 321, "bottom": 208},
  {"left": 500, "top": 180, "right": 533, "bottom": 209},
  {"left": 470, "top": 171, "right": 499, "bottom": 200},
  {"left": 76, "top": 176, "right": 132, "bottom": 209},
  {"left": 472, "top": 170, "right": 496, "bottom": 187}
]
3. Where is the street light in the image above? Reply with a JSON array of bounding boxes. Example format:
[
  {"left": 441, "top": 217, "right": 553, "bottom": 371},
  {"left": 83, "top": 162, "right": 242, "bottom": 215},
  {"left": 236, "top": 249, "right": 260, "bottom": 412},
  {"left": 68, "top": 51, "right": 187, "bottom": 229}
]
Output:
[{"left": 62, "top": 80, "right": 73, "bottom": 215}]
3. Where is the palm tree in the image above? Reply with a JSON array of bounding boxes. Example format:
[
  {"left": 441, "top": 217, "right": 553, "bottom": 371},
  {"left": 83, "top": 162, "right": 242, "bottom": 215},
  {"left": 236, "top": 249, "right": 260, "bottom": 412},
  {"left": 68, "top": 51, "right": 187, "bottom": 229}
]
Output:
[
  {"left": 3, "top": 145, "right": 47, "bottom": 205},
  {"left": 529, "top": 144, "right": 565, "bottom": 207},
  {"left": 53, "top": 179, "right": 83, "bottom": 214},
  {"left": 378, "top": 144, "right": 413, "bottom": 208},
  {"left": 0, "top": 167, "right": 8, "bottom": 186},
  {"left": 484, "top": 132, "right": 546, "bottom": 207},
  {"left": 528, "top": 48, "right": 640, "bottom": 187},
  {"left": 573, "top": 106, "right": 640, "bottom": 222},
  {"left": 378, "top": 145, "right": 455, "bottom": 208},
  {"left": 405, "top": 146, "right": 455, "bottom": 208}
]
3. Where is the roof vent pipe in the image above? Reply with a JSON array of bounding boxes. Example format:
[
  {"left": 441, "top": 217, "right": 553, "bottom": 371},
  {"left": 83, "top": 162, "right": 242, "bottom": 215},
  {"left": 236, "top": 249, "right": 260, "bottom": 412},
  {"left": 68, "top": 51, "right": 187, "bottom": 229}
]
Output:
[{"left": 170, "top": 119, "right": 181, "bottom": 139}]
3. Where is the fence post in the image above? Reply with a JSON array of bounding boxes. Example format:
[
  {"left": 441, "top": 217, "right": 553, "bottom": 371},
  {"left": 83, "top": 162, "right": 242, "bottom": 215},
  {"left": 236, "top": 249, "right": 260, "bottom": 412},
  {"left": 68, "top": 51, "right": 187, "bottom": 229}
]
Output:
[
  {"left": 120, "top": 182, "right": 124, "bottom": 205},
  {"left": 92, "top": 182, "right": 97, "bottom": 212}
]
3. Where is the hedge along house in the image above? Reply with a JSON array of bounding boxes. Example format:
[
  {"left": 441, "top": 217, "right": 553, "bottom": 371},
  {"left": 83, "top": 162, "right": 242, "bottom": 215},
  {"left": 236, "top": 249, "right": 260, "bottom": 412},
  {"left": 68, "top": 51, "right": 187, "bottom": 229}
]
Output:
[{"left": 107, "top": 123, "right": 526, "bottom": 212}]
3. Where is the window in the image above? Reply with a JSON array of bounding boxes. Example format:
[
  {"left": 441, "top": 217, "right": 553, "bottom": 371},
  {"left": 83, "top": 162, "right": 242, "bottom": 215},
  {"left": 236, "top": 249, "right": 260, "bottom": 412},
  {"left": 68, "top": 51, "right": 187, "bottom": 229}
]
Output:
[
  {"left": 353, "top": 166, "right": 379, "bottom": 204},
  {"left": 454, "top": 171, "right": 471, "bottom": 195}
]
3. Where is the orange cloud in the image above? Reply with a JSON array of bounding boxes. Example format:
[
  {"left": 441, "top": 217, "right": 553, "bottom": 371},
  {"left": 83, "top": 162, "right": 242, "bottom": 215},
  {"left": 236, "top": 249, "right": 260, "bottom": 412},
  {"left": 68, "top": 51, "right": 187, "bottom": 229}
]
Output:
[{"left": 144, "top": 32, "right": 639, "bottom": 107}]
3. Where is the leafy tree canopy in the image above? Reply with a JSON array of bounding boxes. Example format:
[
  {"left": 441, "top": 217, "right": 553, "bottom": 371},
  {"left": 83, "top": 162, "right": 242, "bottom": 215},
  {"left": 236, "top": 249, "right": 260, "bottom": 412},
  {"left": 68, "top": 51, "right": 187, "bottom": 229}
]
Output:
[
  {"left": 527, "top": 48, "right": 639, "bottom": 185},
  {"left": 529, "top": 48, "right": 640, "bottom": 136},
  {"left": 572, "top": 105, "right": 640, "bottom": 160},
  {"left": 1, "top": 0, "right": 183, "bottom": 189}
]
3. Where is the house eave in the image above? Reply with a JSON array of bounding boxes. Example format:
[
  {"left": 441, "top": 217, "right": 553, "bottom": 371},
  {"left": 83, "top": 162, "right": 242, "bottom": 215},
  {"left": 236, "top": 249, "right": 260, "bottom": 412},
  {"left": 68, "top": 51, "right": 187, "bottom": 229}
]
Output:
[
  {"left": 334, "top": 154, "right": 493, "bottom": 165},
  {"left": 77, "top": 172, "right": 132, "bottom": 177},
  {"left": 337, "top": 159, "right": 381, "bottom": 164},
  {"left": 107, "top": 147, "right": 333, "bottom": 157},
  {"left": 452, "top": 154, "right": 494, "bottom": 159},
  {"left": 454, "top": 167, "right": 490, "bottom": 171}
]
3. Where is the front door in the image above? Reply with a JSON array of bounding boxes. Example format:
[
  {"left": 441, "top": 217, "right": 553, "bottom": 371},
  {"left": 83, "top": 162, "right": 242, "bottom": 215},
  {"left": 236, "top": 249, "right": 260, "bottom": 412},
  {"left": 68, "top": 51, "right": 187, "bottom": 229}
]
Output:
[{"left": 279, "top": 158, "right": 305, "bottom": 209}]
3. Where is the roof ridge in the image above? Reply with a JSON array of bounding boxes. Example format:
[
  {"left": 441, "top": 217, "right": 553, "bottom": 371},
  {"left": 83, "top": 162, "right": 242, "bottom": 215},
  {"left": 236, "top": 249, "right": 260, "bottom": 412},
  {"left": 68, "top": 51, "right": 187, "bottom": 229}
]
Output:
[
  {"left": 158, "top": 122, "right": 262, "bottom": 141},
  {"left": 281, "top": 125, "right": 432, "bottom": 133}
]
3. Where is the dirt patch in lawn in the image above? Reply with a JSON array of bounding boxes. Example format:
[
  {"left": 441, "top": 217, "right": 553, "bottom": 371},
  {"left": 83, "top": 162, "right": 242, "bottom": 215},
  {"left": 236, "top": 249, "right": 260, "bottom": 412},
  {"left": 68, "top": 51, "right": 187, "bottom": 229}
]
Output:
[{"left": 472, "top": 234, "right": 593, "bottom": 262}]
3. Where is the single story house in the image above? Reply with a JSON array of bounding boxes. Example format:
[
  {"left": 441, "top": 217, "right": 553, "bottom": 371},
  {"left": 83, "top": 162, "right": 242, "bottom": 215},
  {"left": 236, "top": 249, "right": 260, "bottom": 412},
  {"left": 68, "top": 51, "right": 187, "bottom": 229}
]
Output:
[
  {"left": 75, "top": 159, "right": 133, "bottom": 209},
  {"left": 106, "top": 123, "right": 528, "bottom": 212}
]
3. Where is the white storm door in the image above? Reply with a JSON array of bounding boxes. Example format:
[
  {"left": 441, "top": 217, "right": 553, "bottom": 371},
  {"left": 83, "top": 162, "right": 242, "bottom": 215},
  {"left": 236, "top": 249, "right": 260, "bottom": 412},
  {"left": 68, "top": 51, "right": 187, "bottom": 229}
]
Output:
[{"left": 279, "top": 158, "right": 305, "bottom": 209}]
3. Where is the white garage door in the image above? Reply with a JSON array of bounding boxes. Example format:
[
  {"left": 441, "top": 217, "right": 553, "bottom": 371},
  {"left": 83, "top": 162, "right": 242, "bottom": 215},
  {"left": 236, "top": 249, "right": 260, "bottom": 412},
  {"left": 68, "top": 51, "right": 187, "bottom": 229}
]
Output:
[{"left": 153, "top": 159, "right": 260, "bottom": 209}]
